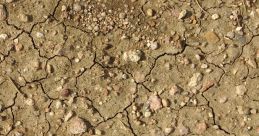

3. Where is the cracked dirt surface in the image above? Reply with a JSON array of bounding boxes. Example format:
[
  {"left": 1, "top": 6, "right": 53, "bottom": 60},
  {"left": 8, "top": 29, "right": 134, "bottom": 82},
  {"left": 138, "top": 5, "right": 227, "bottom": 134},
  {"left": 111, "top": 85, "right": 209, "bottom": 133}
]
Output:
[{"left": 1, "top": 0, "right": 259, "bottom": 136}]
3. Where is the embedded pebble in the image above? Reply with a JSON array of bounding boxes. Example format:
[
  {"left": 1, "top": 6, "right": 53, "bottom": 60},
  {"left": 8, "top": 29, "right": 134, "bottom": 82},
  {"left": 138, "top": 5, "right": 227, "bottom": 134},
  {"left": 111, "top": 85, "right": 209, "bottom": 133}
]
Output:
[
  {"left": 164, "top": 127, "right": 174, "bottom": 135},
  {"left": 236, "top": 85, "right": 247, "bottom": 96},
  {"left": 146, "top": 9, "right": 155, "bottom": 17},
  {"left": 147, "top": 41, "right": 159, "bottom": 50},
  {"left": 211, "top": 14, "right": 220, "bottom": 20},
  {"left": 19, "top": 13, "right": 30, "bottom": 22},
  {"left": 169, "top": 84, "right": 182, "bottom": 95},
  {"left": 0, "top": 33, "right": 8, "bottom": 40},
  {"left": 161, "top": 99, "right": 170, "bottom": 107},
  {"left": 188, "top": 73, "right": 203, "bottom": 87},
  {"left": 0, "top": 4, "right": 7, "bottom": 21},
  {"left": 64, "top": 110, "right": 74, "bottom": 122},
  {"left": 95, "top": 129, "right": 102, "bottom": 135},
  {"left": 69, "top": 117, "right": 88, "bottom": 134},
  {"left": 148, "top": 94, "right": 162, "bottom": 111},
  {"left": 178, "top": 125, "right": 189, "bottom": 135},
  {"left": 144, "top": 110, "right": 152, "bottom": 118},
  {"left": 195, "top": 122, "right": 207, "bottom": 134},
  {"left": 73, "top": 3, "right": 82, "bottom": 12},
  {"left": 204, "top": 31, "right": 220, "bottom": 44},
  {"left": 178, "top": 10, "right": 187, "bottom": 19},
  {"left": 25, "top": 98, "right": 35, "bottom": 106},
  {"left": 123, "top": 50, "right": 143, "bottom": 62}
]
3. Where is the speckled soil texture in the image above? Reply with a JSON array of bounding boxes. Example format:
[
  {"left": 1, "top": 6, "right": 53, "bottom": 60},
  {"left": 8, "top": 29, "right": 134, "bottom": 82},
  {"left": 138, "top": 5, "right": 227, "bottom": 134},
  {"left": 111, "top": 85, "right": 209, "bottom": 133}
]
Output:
[{"left": 0, "top": 0, "right": 259, "bottom": 136}]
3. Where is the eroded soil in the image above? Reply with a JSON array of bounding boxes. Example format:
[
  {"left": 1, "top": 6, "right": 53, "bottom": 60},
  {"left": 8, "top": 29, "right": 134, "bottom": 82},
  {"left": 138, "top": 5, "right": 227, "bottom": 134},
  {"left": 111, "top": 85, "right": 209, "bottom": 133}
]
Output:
[{"left": 1, "top": 0, "right": 259, "bottom": 136}]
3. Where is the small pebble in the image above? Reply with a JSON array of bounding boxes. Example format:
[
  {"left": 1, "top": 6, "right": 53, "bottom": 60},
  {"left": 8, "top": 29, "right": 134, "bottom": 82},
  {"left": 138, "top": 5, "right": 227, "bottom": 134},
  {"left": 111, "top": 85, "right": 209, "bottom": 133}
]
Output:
[
  {"left": 146, "top": 9, "right": 155, "bottom": 17},
  {"left": 178, "top": 125, "right": 189, "bottom": 135},
  {"left": 188, "top": 73, "right": 203, "bottom": 87},
  {"left": 178, "top": 10, "right": 187, "bottom": 19},
  {"left": 0, "top": 4, "right": 7, "bottom": 21},
  {"left": 236, "top": 85, "right": 247, "bottom": 96},
  {"left": 25, "top": 98, "right": 34, "bottom": 106},
  {"left": 169, "top": 84, "right": 182, "bottom": 95},
  {"left": 0, "top": 33, "right": 8, "bottom": 40},
  {"left": 195, "top": 122, "right": 207, "bottom": 134},
  {"left": 123, "top": 50, "right": 143, "bottom": 62},
  {"left": 211, "top": 14, "right": 220, "bottom": 20},
  {"left": 64, "top": 110, "right": 74, "bottom": 122},
  {"left": 69, "top": 117, "right": 88, "bottom": 134},
  {"left": 19, "top": 13, "right": 30, "bottom": 22},
  {"left": 164, "top": 127, "right": 174, "bottom": 135},
  {"left": 73, "top": 3, "right": 82, "bottom": 12},
  {"left": 148, "top": 94, "right": 162, "bottom": 111},
  {"left": 162, "top": 99, "right": 170, "bottom": 107},
  {"left": 144, "top": 110, "right": 152, "bottom": 118},
  {"left": 204, "top": 31, "right": 220, "bottom": 44}
]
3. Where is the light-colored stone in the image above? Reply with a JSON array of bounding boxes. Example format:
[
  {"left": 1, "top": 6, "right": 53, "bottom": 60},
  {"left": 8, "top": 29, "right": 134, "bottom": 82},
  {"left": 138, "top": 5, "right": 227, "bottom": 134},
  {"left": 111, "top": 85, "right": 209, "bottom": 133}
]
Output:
[
  {"left": 69, "top": 117, "right": 88, "bottom": 134},
  {"left": 236, "top": 85, "right": 247, "bottom": 96},
  {"left": 178, "top": 10, "right": 187, "bottom": 19},
  {"left": 188, "top": 73, "right": 203, "bottom": 87},
  {"left": 0, "top": 5, "right": 7, "bottom": 21}
]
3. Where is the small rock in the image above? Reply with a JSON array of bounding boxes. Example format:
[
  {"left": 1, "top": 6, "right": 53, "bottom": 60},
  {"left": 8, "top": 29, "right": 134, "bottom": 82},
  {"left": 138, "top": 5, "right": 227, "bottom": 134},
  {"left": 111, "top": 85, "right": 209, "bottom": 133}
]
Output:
[
  {"left": 25, "top": 98, "right": 34, "bottom": 106},
  {"left": 147, "top": 41, "right": 159, "bottom": 50},
  {"left": 123, "top": 50, "right": 143, "bottom": 62},
  {"left": 204, "top": 31, "right": 220, "bottom": 44},
  {"left": 162, "top": 99, "right": 170, "bottom": 107},
  {"left": 0, "top": 5, "right": 7, "bottom": 21},
  {"left": 211, "top": 14, "right": 220, "bottom": 20},
  {"left": 19, "top": 13, "right": 30, "bottom": 22},
  {"left": 144, "top": 110, "right": 152, "bottom": 118},
  {"left": 250, "top": 109, "right": 257, "bottom": 114},
  {"left": 36, "top": 32, "right": 44, "bottom": 38},
  {"left": 164, "top": 127, "right": 174, "bottom": 135},
  {"left": 195, "top": 122, "right": 207, "bottom": 134},
  {"left": 200, "top": 63, "right": 208, "bottom": 69},
  {"left": 0, "top": 33, "right": 8, "bottom": 40},
  {"left": 178, "top": 125, "right": 189, "bottom": 135},
  {"left": 60, "top": 88, "right": 70, "bottom": 97},
  {"left": 188, "top": 73, "right": 203, "bottom": 87},
  {"left": 148, "top": 94, "right": 162, "bottom": 111},
  {"left": 218, "top": 96, "right": 228, "bottom": 103},
  {"left": 178, "top": 10, "right": 187, "bottom": 19},
  {"left": 69, "top": 117, "right": 88, "bottom": 134},
  {"left": 15, "top": 44, "right": 23, "bottom": 51},
  {"left": 64, "top": 110, "right": 74, "bottom": 122},
  {"left": 73, "top": 3, "right": 82, "bottom": 12},
  {"left": 95, "top": 129, "right": 102, "bottom": 135},
  {"left": 5, "top": 0, "right": 14, "bottom": 3},
  {"left": 146, "top": 9, "right": 155, "bottom": 17},
  {"left": 226, "top": 31, "right": 235, "bottom": 39},
  {"left": 119, "top": 13, "right": 126, "bottom": 19},
  {"left": 169, "top": 84, "right": 182, "bottom": 95},
  {"left": 46, "top": 64, "right": 53, "bottom": 73},
  {"left": 236, "top": 85, "right": 247, "bottom": 96}
]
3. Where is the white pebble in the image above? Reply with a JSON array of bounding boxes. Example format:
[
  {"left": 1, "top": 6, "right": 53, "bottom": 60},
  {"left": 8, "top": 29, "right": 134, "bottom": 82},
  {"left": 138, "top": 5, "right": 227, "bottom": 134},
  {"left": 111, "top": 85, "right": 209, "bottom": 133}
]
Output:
[
  {"left": 64, "top": 110, "right": 74, "bottom": 122},
  {"left": 211, "top": 14, "right": 220, "bottom": 20},
  {"left": 69, "top": 117, "right": 88, "bottom": 134},
  {"left": 147, "top": 41, "right": 159, "bottom": 50},
  {"left": 178, "top": 10, "right": 187, "bottom": 19},
  {"left": 0, "top": 33, "right": 8, "bottom": 40},
  {"left": 123, "top": 50, "right": 143, "bottom": 62},
  {"left": 188, "top": 73, "right": 203, "bottom": 87}
]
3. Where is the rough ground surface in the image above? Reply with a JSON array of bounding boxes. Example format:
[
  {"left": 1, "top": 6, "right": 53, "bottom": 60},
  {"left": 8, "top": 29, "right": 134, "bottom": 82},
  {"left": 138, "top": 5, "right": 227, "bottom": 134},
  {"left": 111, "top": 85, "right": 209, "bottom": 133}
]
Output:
[{"left": 0, "top": 0, "right": 259, "bottom": 136}]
